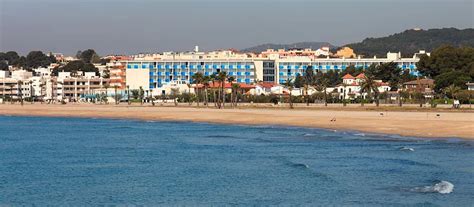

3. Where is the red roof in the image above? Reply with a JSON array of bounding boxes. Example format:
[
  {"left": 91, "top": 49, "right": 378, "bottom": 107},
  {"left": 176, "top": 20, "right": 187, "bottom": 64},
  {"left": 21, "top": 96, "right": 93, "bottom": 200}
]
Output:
[
  {"left": 355, "top": 73, "right": 366, "bottom": 79},
  {"left": 342, "top": 74, "right": 355, "bottom": 79},
  {"left": 257, "top": 82, "right": 277, "bottom": 88}
]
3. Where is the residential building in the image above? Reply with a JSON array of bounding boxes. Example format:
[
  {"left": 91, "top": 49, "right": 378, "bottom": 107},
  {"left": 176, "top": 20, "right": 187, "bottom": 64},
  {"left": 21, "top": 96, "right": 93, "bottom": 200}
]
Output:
[
  {"left": 335, "top": 47, "right": 356, "bottom": 58},
  {"left": 334, "top": 73, "right": 390, "bottom": 100},
  {"left": 55, "top": 72, "right": 109, "bottom": 102},
  {"left": 466, "top": 82, "right": 474, "bottom": 91}
]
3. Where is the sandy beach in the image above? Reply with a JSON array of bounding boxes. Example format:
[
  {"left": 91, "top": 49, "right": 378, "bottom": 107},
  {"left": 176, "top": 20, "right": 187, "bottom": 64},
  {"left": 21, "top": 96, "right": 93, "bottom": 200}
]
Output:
[{"left": 0, "top": 103, "right": 473, "bottom": 139}]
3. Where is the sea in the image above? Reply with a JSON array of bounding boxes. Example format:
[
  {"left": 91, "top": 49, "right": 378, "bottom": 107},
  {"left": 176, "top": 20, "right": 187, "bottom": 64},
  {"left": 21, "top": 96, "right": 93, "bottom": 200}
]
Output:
[{"left": 0, "top": 116, "right": 473, "bottom": 206}]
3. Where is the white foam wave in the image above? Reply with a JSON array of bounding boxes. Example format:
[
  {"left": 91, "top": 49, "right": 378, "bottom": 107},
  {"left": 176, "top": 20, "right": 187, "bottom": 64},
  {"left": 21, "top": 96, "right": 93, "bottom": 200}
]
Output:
[
  {"left": 399, "top": 147, "right": 415, "bottom": 152},
  {"left": 411, "top": 181, "right": 454, "bottom": 194}
]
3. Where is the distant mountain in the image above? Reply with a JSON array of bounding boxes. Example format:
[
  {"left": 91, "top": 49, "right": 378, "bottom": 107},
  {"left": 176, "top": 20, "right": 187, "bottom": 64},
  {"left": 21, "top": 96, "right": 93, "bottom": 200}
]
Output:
[
  {"left": 345, "top": 28, "right": 474, "bottom": 57},
  {"left": 241, "top": 42, "right": 335, "bottom": 53}
]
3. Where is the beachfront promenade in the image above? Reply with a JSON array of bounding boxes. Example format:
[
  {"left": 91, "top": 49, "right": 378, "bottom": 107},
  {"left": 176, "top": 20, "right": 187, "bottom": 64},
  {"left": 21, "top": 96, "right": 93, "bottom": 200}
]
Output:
[{"left": 0, "top": 103, "right": 472, "bottom": 139}]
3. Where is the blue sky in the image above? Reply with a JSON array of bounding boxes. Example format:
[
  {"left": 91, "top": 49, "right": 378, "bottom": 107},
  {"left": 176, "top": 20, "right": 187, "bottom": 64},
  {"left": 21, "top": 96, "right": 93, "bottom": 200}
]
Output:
[{"left": 0, "top": 0, "right": 473, "bottom": 55}]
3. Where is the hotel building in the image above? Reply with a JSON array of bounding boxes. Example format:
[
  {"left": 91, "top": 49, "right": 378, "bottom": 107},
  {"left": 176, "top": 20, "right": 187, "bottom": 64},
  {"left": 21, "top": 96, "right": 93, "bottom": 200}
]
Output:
[{"left": 125, "top": 49, "right": 427, "bottom": 92}]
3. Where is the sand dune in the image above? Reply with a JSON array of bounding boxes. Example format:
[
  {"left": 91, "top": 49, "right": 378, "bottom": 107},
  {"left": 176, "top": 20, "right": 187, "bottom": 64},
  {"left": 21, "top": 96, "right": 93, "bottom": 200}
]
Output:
[{"left": 0, "top": 104, "right": 473, "bottom": 139}]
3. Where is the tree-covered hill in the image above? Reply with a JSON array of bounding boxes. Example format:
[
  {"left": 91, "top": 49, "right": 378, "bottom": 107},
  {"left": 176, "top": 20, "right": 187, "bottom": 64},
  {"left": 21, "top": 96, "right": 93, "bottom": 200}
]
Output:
[
  {"left": 345, "top": 28, "right": 474, "bottom": 57},
  {"left": 241, "top": 42, "right": 335, "bottom": 53}
]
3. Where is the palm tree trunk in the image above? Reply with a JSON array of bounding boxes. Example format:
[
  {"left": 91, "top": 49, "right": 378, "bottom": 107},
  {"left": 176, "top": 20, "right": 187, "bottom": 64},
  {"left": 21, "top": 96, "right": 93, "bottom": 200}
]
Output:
[
  {"left": 221, "top": 82, "right": 225, "bottom": 109},
  {"left": 324, "top": 90, "right": 328, "bottom": 107},
  {"left": 398, "top": 91, "right": 403, "bottom": 107},
  {"left": 289, "top": 91, "right": 293, "bottom": 109},
  {"left": 204, "top": 87, "right": 209, "bottom": 107},
  {"left": 375, "top": 93, "right": 380, "bottom": 107},
  {"left": 196, "top": 88, "right": 200, "bottom": 107}
]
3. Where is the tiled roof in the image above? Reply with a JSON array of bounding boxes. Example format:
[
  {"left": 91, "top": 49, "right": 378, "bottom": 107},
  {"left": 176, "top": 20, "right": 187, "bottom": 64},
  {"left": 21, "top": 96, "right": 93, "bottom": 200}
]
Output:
[
  {"left": 342, "top": 74, "right": 355, "bottom": 79},
  {"left": 355, "top": 73, "right": 366, "bottom": 79}
]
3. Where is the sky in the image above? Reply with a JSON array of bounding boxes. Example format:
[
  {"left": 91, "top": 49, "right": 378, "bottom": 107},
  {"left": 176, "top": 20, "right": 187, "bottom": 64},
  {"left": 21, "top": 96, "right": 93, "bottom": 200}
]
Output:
[{"left": 0, "top": 0, "right": 473, "bottom": 56}]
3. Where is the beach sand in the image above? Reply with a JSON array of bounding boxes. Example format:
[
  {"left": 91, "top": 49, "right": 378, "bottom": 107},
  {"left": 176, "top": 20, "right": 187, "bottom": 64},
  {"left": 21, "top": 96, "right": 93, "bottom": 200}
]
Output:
[{"left": 0, "top": 103, "right": 473, "bottom": 139}]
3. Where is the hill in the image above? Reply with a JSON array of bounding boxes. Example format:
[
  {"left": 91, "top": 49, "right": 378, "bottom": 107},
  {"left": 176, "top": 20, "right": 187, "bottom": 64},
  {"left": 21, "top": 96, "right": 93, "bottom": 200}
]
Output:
[
  {"left": 241, "top": 42, "right": 335, "bottom": 53},
  {"left": 345, "top": 28, "right": 474, "bottom": 57}
]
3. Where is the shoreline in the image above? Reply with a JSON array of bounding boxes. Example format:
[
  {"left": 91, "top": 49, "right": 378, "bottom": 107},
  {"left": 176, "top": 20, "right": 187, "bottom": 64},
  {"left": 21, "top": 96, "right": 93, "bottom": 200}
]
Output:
[{"left": 0, "top": 104, "right": 473, "bottom": 139}]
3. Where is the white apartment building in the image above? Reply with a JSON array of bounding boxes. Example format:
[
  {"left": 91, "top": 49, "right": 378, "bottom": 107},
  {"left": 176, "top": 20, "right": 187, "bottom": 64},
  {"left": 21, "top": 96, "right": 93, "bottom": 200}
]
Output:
[{"left": 54, "top": 72, "right": 109, "bottom": 102}]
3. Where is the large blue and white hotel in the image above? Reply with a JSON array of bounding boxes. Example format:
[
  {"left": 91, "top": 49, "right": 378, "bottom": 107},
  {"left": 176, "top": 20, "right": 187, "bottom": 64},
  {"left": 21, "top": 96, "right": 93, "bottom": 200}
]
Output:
[{"left": 125, "top": 51, "right": 423, "bottom": 91}]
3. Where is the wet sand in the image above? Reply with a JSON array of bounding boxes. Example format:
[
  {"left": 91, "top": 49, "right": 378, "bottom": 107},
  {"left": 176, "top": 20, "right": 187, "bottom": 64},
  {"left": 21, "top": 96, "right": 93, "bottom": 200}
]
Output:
[{"left": 0, "top": 104, "right": 473, "bottom": 139}]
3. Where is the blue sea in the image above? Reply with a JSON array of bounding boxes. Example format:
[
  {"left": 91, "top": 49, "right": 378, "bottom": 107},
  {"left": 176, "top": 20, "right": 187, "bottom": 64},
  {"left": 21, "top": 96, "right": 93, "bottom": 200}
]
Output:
[{"left": 0, "top": 116, "right": 473, "bottom": 206}]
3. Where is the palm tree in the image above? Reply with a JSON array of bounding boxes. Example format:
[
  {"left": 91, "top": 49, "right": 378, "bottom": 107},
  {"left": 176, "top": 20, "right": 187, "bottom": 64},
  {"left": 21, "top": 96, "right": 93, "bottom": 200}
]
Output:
[
  {"left": 103, "top": 82, "right": 109, "bottom": 104},
  {"left": 360, "top": 74, "right": 380, "bottom": 107},
  {"left": 359, "top": 81, "right": 372, "bottom": 107},
  {"left": 17, "top": 80, "right": 23, "bottom": 106},
  {"left": 149, "top": 89, "right": 155, "bottom": 106},
  {"left": 170, "top": 88, "right": 179, "bottom": 106},
  {"left": 9, "top": 85, "right": 14, "bottom": 104},
  {"left": 227, "top": 76, "right": 235, "bottom": 107},
  {"left": 304, "top": 65, "right": 315, "bottom": 106},
  {"left": 126, "top": 85, "right": 130, "bottom": 105},
  {"left": 398, "top": 83, "right": 404, "bottom": 107},
  {"left": 341, "top": 83, "right": 348, "bottom": 107},
  {"left": 283, "top": 78, "right": 294, "bottom": 109},
  {"left": 217, "top": 71, "right": 228, "bottom": 109},
  {"left": 315, "top": 75, "right": 329, "bottom": 107},
  {"left": 443, "top": 84, "right": 461, "bottom": 107},
  {"left": 209, "top": 73, "right": 217, "bottom": 107},
  {"left": 191, "top": 72, "right": 204, "bottom": 107},
  {"left": 231, "top": 83, "right": 240, "bottom": 107},
  {"left": 139, "top": 86, "right": 144, "bottom": 105},
  {"left": 114, "top": 85, "right": 119, "bottom": 105},
  {"left": 203, "top": 76, "right": 210, "bottom": 107}
]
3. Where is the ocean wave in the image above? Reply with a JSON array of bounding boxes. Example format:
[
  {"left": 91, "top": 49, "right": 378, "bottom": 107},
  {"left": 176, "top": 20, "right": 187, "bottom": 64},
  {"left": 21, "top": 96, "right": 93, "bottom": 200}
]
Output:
[
  {"left": 411, "top": 181, "right": 454, "bottom": 194},
  {"left": 354, "top": 133, "right": 366, "bottom": 137},
  {"left": 399, "top": 146, "right": 415, "bottom": 152}
]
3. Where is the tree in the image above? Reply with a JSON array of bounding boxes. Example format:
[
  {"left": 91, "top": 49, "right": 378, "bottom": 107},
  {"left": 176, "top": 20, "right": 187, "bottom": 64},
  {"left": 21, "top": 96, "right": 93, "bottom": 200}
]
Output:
[
  {"left": 114, "top": 85, "right": 119, "bottom": 105},
  {"left": 216, "top": 71, "right": 228, "bottom": 109},
  {"left": 209, "top": 73, "right": 217, "bottom": 107},
  {"left": 231, "top": 83, "right": 240, "bottom": 107},
  {"left": 138, "top": 86, "right": 144, "bottom": 105},
  {"left": 443, "top": 84, "right": 461, "bottom": 99},
  {"left": 412, "top": 92, "right": 425, "bottom": 108},
  {"left": 25, "top": 51, "right": 53, "bottom": 69},
  {"left": 227, "top": 76, "right": 235, "bottom": 107},
  {"left": 103, "top": 83, "right": 109, "bottom": 104},
  {"left": 78, "top": 49, "right": 100, "bottom": 63},
  {"left": 192, "top": 72, "right": 204, "bottom": 107},
  {"left": 0, "top": 51, "right": 20, "bottom": 65},
  {"left": 303, "top": 65, "right": 316, "bottom": 106},
  {"left": 203, "top": 76, "right": 210, "bottom": 107},
  {"left": 283, "top": 78, "right": 294, "bottom": 109},
  {"left": 434, "top": 71, "right": 471, "bottom": 92},
  {"left": 102, "top": 69, "right": 110, "bottom": 78},
  {"left": 416, "top": 45, "right": 474, "bottom": 91},
  {"left": 126, "top": 85, "right": 130, "bottom": 105},
  {"left": 52, "top": 60, "right": 99, "bottom": 76},
  {"left": 315, "top": 74, "right": 329, "bottom": 107},
  {"left": 17, "top": 80, "right": 23, "bottom": 106},
  {"left": 170, "top": 88, "right": 180, "bottom": 106},
  {"left": 341, "top": 83, "right": 348, "bottom": 106},
  {"left": 131, "top": 89, "right": 139, "bottom": 100},
  {"left": 0, "top": 61, "right": 8, "bottom": 71},
  {"left": 294, "top": 73, "right": 304, "bottom": 88},
  {"left": 360, "top": 73, "right": 380, "bottom": 107}
]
